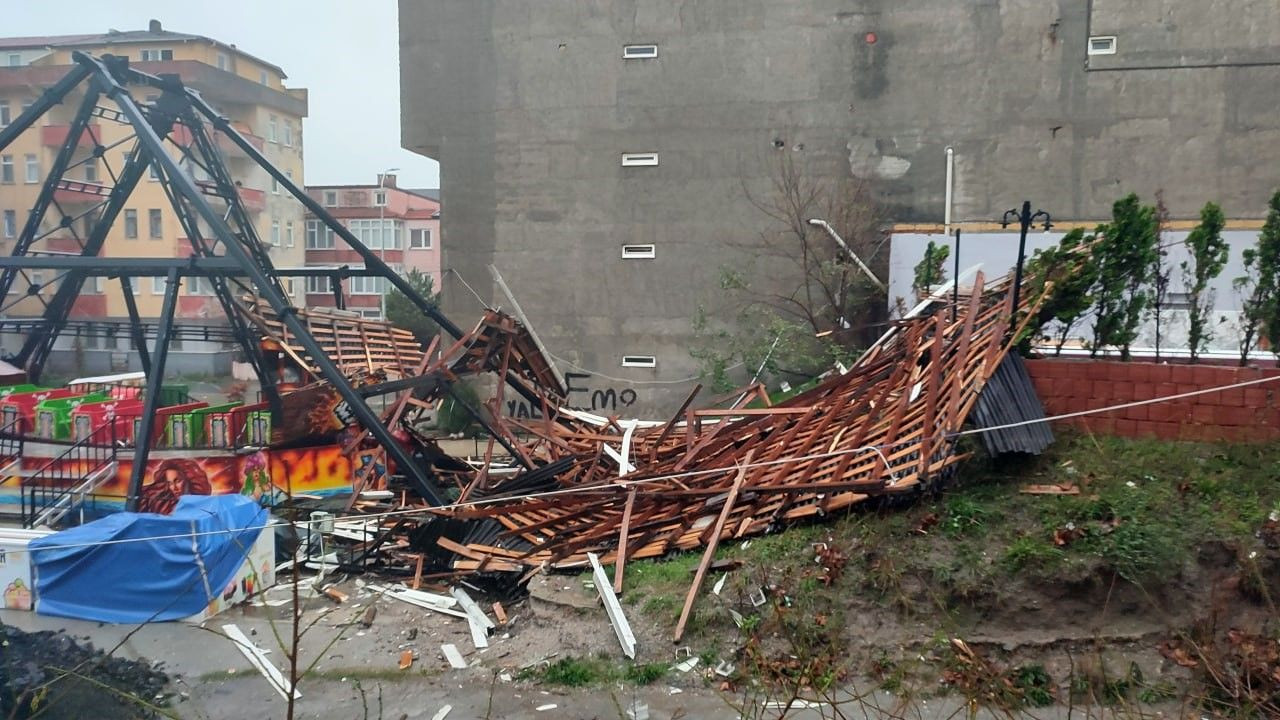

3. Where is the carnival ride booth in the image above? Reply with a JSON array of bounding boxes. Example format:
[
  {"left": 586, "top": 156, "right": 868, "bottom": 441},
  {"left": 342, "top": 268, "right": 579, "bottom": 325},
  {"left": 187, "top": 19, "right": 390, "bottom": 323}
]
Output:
[{"left": 28, "top": 494, "right": 274, "bottom": 623}]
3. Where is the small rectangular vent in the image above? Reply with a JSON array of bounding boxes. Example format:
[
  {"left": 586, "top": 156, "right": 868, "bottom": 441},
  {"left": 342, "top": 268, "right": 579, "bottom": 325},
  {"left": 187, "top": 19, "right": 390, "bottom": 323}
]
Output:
[
  {"left": 623, "top": 44, "right": 658, "bottom": 59},
  {"left": 621, "top": 244, "right": 656, "bottom": 259},
  {"left": 621, "top": 355, "right": 657, "bottom": 368},
  {"left": 621, "top": 153, "right": 658, "bottom": 167}
]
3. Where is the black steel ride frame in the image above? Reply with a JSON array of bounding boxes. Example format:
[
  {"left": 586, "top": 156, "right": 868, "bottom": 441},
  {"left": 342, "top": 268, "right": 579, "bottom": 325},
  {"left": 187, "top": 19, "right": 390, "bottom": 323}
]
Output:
[{"left": 0, "top": 52, "right": 480, "bottom": 508}]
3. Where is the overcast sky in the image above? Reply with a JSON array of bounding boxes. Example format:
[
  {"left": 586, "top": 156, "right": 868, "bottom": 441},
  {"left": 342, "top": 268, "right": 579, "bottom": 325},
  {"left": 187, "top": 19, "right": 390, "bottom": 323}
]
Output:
[{"left": 8, "top": 1, "right": 441, "bottom": 189}]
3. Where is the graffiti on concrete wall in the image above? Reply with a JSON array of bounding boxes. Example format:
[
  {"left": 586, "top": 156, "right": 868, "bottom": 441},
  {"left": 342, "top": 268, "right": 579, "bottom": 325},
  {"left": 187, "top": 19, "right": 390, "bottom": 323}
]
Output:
[{"left": 505, "top": 372, "right": 638, "bottom": 419}]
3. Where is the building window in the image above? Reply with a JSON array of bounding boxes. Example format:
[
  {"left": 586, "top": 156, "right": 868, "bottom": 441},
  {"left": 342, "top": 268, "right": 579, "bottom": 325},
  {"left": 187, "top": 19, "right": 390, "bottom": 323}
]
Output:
[
  {"left": 271, "top": 220, "right": 281, "bottom": 246},
  {"left": 622, "top": 44, "right": 659, "bottom": 59},
  {"left": 124, "top": 209, "right": 138, "bottom": 239},
  {"left": 188, "top": 276, "right": 215, "bottom": 296},
  {"left": 131, "top": 277, "right": 142, "bottom": 295},
  {"left": 1088, "top": 36, "right": 1117, "bottom": 56},
  {"left": 148, "top": 209, "right": 162, "bottom": 238},
  {"left": 323, "top": 190, "right": 337, "bottom": 207},
  {"left": 24, "top": 154, "right": 38, "bottom": 183},
  {"left": 409, "top": 228, "right": 432, "bottom": 249},
  {"left": 621, "top": 152, "right": 658, "bottom": 167},
  {"left": 285, "top": 169, "right": 293, "bottom": 186},
  {"left": 373, "top": 190, "right": 387, "bottom": 207},
  {"left": 349, "top": 267, "right": 396, "bottom": 295},
  {"left": 216, "top": 52, "right": 229, "bottom": 71},
  {"left": 282, "top": 123, "right": 292, "bottom": 147},
  {"left": 347, "top": 219, "right": 400, "bottom": 250},
  {"left": 0, "top": 155, "right": 12, "bottom": 184},
  {"left": 151, "top": 276, "right": 165, "bottom": 295},
  {"left": 268, "top": 115, "right": 278, "bottom": 143},
  {"left": 621, "top": 355, "right": 657, "bottom": 368},
  {"left": 271, "top": 176, "right": 279, "bottom": 194},
  {"left": 306, "top": 220, "right": 335, "bottom": 249},
  {"left": 0, "top": 101, "right": 9, "bottom": 127},
  {"left": 6, "top": 54, "right": 19, "bottom": 67},
  {"left": 84, "top": 160, "right": 97, "bottom": 183},
  {"left": 148, "top": 159, "right": 161, "bottom": 181},
  {"left": 285, "top": 221, "right": 294, "bottom": 247},
  {"left": 140, "top": 49, "right": 174, "bottom": 62},
  {"left": 305, "top": 275, "right": 332, "bottom": 294},
  {"left": 621, "top": 244, "right": 656, "bottom": 259},
  {"left": 259, "top": 70, "right": 269, "bottom": 86},
  {"left": 3, "top": 210, "right": 15, "bottom": 238},
  {"left": 29, "top": 271, "right": 43, "bottom": 289}
]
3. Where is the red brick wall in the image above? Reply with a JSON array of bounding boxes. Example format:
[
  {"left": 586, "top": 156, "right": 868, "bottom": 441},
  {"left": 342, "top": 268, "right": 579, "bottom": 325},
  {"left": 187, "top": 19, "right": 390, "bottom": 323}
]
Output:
[{"left": 1024, "top": 359, "right": 1280, "bottom": 442}]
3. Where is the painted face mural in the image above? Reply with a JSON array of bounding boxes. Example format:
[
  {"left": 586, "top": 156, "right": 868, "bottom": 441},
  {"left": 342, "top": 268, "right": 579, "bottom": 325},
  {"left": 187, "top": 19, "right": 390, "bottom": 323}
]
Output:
[{"left": 137, "top": 458, "right": 213, "bottom": 515}]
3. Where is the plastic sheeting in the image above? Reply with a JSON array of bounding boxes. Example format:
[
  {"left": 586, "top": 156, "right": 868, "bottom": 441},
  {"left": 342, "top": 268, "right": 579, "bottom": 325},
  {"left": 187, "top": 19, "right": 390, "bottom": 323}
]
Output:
[{"left": 30, "top": 494, "right": 268, "bottom": 623}]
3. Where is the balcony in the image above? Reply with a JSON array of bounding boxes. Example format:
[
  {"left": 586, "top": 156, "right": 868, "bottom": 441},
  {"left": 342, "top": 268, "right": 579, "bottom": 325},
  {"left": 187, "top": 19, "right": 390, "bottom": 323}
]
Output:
[
  {"left": 216, "top": 121, "right": 265, "bottom": 159},
  {"left": 42, "top": 124, "right": 103, "bottom": 149},
  {"left": 237, "top": 186, "right": 266, "bottom": 213},
  {"left": 53, "top": 179, "right": 111, "bottom": 206},
  {"left": 193, "top": 180, "right": 266, "bottom": 213}
]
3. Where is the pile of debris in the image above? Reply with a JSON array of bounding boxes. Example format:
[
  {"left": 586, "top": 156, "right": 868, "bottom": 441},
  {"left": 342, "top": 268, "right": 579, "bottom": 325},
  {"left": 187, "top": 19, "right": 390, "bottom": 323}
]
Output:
[
  {"left": 0, "top": 626, "right": 170, "bottom": 719},
  {"left": 257, "top": 257, "right": 1069, "bottom": 596}
]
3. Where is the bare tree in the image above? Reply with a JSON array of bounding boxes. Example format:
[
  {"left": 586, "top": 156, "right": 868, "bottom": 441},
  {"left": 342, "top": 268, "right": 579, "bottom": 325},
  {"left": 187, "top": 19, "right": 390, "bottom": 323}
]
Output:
[{"left": 692, "top": 151, "right": 888, "bottom": 388}]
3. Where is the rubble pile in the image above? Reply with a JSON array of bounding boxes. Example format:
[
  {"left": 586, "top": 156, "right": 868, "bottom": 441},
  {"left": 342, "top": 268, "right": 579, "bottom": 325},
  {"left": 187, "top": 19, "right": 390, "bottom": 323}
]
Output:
[{"left": 0, "top": 626, "right": 170, "bottom": 719}]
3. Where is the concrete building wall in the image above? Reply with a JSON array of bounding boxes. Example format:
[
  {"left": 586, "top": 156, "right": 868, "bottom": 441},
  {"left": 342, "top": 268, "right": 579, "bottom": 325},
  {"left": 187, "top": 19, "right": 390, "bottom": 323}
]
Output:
[{"left": 400, "top": 0, "right": 1280, "bottom": 414}]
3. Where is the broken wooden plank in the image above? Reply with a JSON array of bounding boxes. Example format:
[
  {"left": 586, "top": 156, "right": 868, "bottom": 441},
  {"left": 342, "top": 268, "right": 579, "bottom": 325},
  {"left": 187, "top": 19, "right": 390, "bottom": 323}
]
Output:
[{"left": 674, "top": 451, "right": 753, "bottom": 643}]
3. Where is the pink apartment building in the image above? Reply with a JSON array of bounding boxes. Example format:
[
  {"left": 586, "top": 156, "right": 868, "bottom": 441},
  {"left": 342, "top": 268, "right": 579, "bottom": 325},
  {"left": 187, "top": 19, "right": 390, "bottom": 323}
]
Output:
[{"left": 302, "top": 175, "right": 440, "bottom": 318}]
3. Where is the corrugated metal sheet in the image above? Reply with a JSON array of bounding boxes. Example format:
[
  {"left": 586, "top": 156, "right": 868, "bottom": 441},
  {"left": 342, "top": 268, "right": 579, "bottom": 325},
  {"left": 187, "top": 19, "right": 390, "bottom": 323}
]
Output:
[{"left": 971, "top": 353, "right": 1054, "bottom": 456}]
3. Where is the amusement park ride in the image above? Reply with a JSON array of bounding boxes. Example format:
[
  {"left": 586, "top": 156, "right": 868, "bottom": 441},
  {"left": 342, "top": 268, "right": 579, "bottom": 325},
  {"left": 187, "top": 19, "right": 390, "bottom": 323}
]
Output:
[{"left": 0, "top": 52, "right": 560, "bottom": 527}]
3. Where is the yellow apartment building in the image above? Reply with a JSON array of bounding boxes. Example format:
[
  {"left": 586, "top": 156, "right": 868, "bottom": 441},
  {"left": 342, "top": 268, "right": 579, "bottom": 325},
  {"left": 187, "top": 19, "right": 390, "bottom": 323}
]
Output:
[{"left": 0, "top": 20, "right": 307, "bottom": 375}]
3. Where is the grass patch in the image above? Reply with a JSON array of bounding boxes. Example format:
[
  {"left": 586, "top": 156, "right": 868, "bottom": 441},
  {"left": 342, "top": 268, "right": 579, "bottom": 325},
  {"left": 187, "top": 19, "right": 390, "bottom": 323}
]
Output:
[{"left": 524, "top": 656, "right": 667, "bottom": 687}]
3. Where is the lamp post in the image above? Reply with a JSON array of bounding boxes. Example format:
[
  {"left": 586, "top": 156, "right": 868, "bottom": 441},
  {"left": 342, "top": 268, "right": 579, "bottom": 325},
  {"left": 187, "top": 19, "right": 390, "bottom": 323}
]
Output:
[
  {"left": 1001, "top": 200, "right": 1052, "bottom": 335},
  {"left": 378, "top": 167, "right": 399, "bottom": 319}
]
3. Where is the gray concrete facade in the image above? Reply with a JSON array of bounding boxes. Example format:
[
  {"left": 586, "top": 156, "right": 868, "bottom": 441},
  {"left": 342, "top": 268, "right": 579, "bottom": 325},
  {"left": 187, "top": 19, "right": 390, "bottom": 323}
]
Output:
[{"left": 399, "top": 0, "right": 1280, "bottom": 414}]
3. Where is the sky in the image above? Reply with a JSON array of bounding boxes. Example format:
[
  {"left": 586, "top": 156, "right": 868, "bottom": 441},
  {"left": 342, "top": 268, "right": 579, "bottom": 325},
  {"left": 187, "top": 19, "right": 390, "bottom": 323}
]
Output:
[{"left": 7, "top": 0, "right": 441, "bottom": 189}]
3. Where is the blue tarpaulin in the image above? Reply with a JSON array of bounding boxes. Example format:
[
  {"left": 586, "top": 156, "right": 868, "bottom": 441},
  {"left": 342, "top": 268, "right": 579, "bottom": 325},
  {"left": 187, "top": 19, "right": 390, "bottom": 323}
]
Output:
[{"left": 30, "top": 494, "right": 267, "bottom": 623}]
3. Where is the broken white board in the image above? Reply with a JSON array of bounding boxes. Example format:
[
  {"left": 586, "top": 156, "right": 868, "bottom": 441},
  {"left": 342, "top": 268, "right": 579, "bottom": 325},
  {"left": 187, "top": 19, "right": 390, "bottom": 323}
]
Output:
[
  {"left": 588, "top": 552, "right": 637, "bottom": 659},
  {"left": 441, "top": 643, "right": 467, "bottom": 669},
  {"left": 222, "top": 623, "right": 299, "bottom": 700}
]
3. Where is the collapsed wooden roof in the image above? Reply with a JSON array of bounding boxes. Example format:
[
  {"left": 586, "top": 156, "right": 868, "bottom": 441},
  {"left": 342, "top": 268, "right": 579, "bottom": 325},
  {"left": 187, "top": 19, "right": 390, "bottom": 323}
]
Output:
[{"left": 425, "top": 267, "right": 1051, "bottom": 579}]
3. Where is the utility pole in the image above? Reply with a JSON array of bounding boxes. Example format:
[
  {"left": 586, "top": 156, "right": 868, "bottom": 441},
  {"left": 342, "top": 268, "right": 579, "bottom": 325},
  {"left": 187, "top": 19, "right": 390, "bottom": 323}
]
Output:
[{"left": 1001, "top": 201, "right": 1052, "bottom": 334}]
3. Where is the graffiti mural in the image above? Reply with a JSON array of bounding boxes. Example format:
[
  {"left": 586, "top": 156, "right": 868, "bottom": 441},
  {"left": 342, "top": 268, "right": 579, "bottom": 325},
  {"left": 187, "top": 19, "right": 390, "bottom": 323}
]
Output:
[{"left": 505, "top": 371, "right": 638, "bottom": 418}]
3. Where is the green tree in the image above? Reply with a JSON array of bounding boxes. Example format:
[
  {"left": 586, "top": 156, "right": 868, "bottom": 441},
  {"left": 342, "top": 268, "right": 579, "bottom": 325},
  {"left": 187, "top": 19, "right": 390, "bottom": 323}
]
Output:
[
  {"left": 384, "top": 268, "right": 441, "bottom": 348},
  {"left": 1090, "top": 194, "right": 1160, "bottom": 360},
  {"left": 912, "top": 241, "right": 950, "bottom": 295},
  {"left": 1180, "top": 201, "right": 1228, "bottom": 362},
  {"left": 1021, "top": 228, "right": 1098, "bottom": 354},
  {"left": 1237, "top": 190, "right": 1280, "bottom": 365}
]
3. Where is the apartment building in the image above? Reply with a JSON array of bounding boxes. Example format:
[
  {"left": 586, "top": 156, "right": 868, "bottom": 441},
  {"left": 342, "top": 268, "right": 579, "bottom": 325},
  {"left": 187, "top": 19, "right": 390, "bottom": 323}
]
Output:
[
  {"left": 401, "top": 0, "right": 1280, "bottom": 414},
  {"left": 303, "top": 175, "right": 441, "bottom": 318},
  {"left": 0, "top": 20, "right": 308, "bottom": 375}
]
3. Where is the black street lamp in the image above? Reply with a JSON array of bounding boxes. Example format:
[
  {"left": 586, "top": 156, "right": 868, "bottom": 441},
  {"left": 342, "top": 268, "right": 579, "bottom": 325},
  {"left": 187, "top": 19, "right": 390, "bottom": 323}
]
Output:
[{"left": 1001, "top": 200, "right": 1052, "bottom": 334}]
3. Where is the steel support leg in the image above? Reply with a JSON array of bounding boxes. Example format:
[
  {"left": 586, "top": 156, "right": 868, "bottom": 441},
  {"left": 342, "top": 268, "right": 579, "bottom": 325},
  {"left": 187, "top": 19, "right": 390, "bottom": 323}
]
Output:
[
  {"left": 126, "top": 267, "right": 179, "bottom": 511},
  {"left": 119, "top": 276, "right": 152, "bottom": 376}
]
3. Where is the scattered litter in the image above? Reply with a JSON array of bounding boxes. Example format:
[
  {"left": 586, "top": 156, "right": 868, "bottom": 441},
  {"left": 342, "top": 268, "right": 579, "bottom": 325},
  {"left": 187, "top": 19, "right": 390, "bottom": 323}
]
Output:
[
  {"left": 430, "top": 706, "right": 452, "bottom": 720},
  {"left": 499, "top": 672, "right": 513, "bottom": 682},
  {"left": 711, "top": 575, "right": 726, "bottom": 596},
  {"left": 492, "top": 601, "right": 508, "bottom": 624},
  {"left": 672, "top": 657, "right": 699, "bottom": 673},
  {"left": 441, "top": 644, "right": 467, "bottom": 670},
  {"left": 536, "top": 704, "right": 558, "bottom": 712},
  {"left": 626, "top": 701, "right": 650, "bottom": 720},
  {"left": 668, "top": 686, "right": 682, "bottom": 695},
  {"left": 323, "top": 586, "right": 348, "bottom": 604},
  {"left": 763, "top": 699, "right": 826, "bottom": 710},
  {"left": 222, "top": 624, "right": 299, "bottom": 700},
  {"left": 399, "top": 650, "right": 414, "bottom": 670},
  {"left": 748, "top": 588, "right": 767, "bottom": 607},
  {"left": 588, "top": 552, "right": 637, "bottom": 658},
  {"left": 452, "top": 586, "right": 496, "bottom": 631},
  {"left": 359, "top": 605, "right": 377, "bottom": 628},
  {"left": 714, "top": 660, "right": 735, "bottom": 677},
  {"left": 729, "top": 609, "right": 745, "bottom": 627}
]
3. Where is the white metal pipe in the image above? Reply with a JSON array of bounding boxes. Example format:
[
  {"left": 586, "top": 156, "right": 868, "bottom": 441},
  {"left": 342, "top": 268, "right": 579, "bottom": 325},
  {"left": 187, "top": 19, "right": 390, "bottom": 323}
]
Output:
[{"left": 943, "top": 146, "right": 954, "bottom": 235}]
